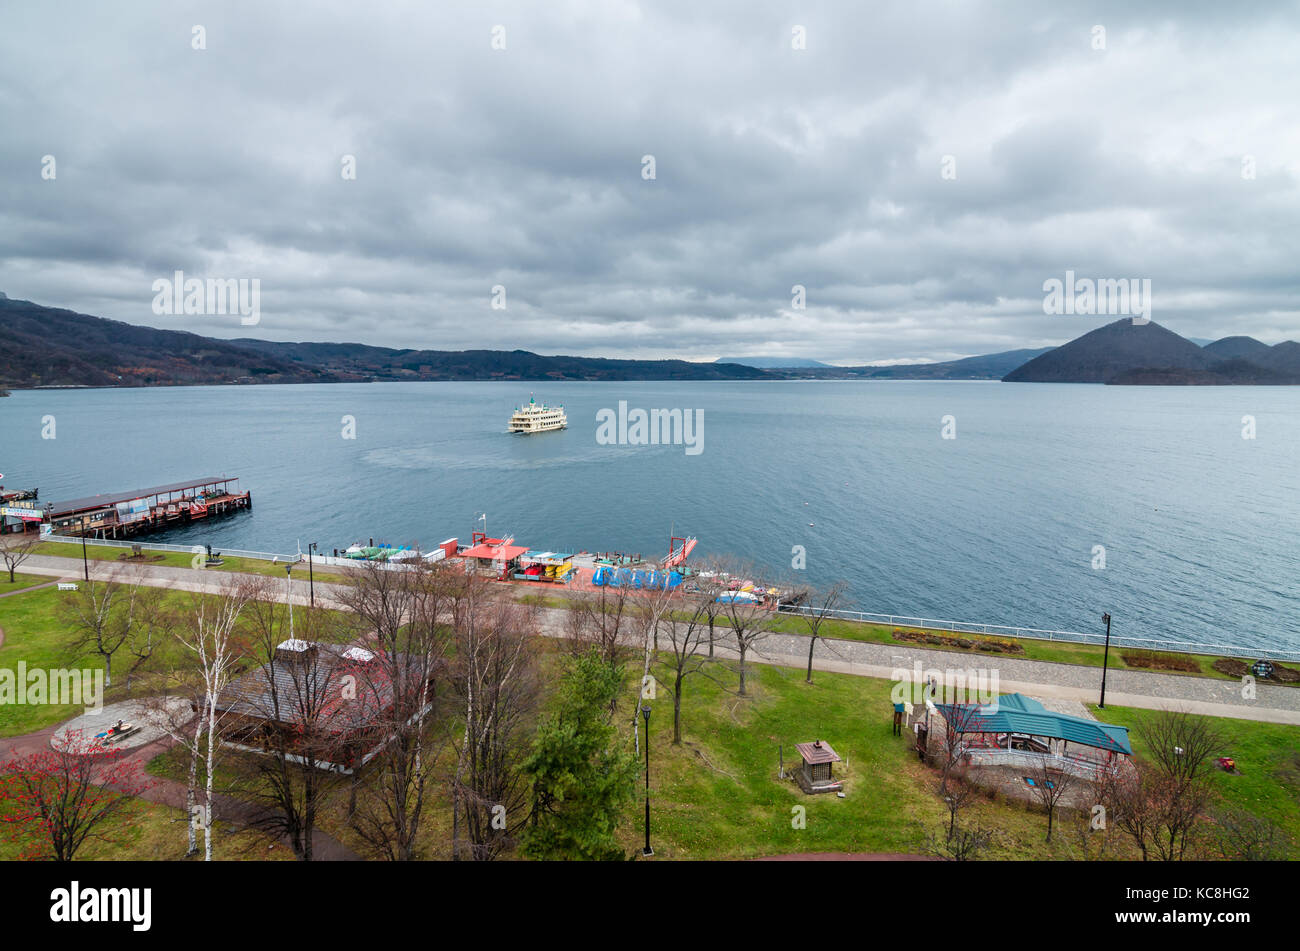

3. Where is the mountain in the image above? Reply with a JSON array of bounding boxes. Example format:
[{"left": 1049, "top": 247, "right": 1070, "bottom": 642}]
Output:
[
  {"left": 714, "top": 356, "right": 831, "bottom": 368},
  {"left": 1004, "top": 319, "right": 1213, "bottom": 383},
  {"left": 228, "top": 338, "right": 768, "bottom": 382},
  {"left": 0, "top": 297, "right": 331, "bottom": 388},
  {"left": 0, "top": 296, "right": 769, "bottom": 388},
  {"left": 1202, "top": 336, "right": 1272, "bottom": 361},
  {"left": 1005, "top": 319, "right": 1300, "bottom": 385}
]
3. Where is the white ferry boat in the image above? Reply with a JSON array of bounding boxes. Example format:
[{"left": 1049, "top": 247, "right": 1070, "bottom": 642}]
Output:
[{"left": 508, "top": 394, "right": 567, "bottom": 434}]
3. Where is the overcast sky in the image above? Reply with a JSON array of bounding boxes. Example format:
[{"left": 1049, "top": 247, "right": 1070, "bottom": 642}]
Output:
[{"left": 2, "top": 1, "right": 1298, "bottom": 364}]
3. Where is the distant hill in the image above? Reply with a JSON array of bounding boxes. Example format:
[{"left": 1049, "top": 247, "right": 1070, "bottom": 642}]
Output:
[
  {"left": 0, "top": 297, "right": 329, "bottom": 388},
  {"left": 0, "top": 296, "right": 769, "bottom": 388},
  {"left": 771, "top": 347, "right": 1053, "bottom": 381},
  {"left": 714, "top": 356, "right": 832, "bottom": 368},
  {"left": 1005, "top": 320, "right": 1300, "bottom": 385},
  {"left": 1202, "top": 336, "right": 1272, "bottom": 361}
]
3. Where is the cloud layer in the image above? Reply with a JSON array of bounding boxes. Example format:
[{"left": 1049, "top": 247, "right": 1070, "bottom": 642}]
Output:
[{"left": 2, "top": 1, "right": 1298, "bottom": 363}]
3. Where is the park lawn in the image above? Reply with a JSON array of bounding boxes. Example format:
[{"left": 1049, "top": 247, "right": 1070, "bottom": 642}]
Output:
[
  {"left": 0, "top": 573, "right": 60, "bottom": 594},
  {"left": 0, "top": 584, "right": 346, "bottom": 737},
  {"left": 33, "top": 541, "right": 354, "bottom": 585},
  {"left": 618, "top": 660, "right": 1138, "bottom": 860},
  {"left": 1087, "top": 703, "right": 1300, "bottom": 844}
]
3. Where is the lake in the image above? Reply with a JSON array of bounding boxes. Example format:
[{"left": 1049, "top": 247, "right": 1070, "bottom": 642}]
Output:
[{"left": 3, "top": 380, "right": 1297, "bottom": 654}]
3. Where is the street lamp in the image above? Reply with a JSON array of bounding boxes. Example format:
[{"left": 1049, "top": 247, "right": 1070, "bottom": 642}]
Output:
[
  {"left": 1099, "top": 612, "right": 1112, "bottom": 709},
  {"left": 641, "top": 704, "right": 653, "bottom": 857},
  {"left": 284, "top": 563, "right": 295, "bottom": 642},
  {"left": 79, "top": 513, "right": 89, "bottom": 581},
  {"left": 307, "top": 542, "right": 317, "bottom": 607}
]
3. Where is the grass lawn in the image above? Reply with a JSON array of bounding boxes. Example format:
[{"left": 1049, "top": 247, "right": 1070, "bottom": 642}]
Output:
[
  {"left": 612, "top": 661, "right": 1127, "bottom": 859},
  {"left": 33, "top": 541, "right": 354, "bottom": 585},
  {"left": 1087, "top": 703, "right": 1300, "bottom": 844},
  {"left": 0, "top": 584, "right": 348, "bottom": 737},
  {"left": 0, "top": 573, "right": 59, "bottom": 595}
]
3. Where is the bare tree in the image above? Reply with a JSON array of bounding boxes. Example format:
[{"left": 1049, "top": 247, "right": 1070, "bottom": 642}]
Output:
[
  {"left": 790, "top": 580, "right": 847, "bottom": 684},
  {"left": 925, "top": 823, "right": 993, "bottom": 861},
  {"left": 334, "top": 560, "right": 454, "bottom": 860},
  {"left": 230, "top": 597, "right": 349, "bottom": 861},
  {"left": 60, "top": 566, "right": 170, "bottom": 688},
  {"left": 1138, "top": 709, "right": 1222, "bottom": 861},
  {"left": 173, "top": 575, "right": 258, "bottom": 860},
  {"left": 713, "top": 560, "right": 776, "bottom": 697},
  {"left": 0, "top": 530, "right": 39, "bottom": 583},
  {"left": 1209, "top": 806, "right": 1294, "bottom": 861},
  {"left": 564, "top": 580, "right": 635, "bottom": 668},
  {"left": 449, "top": 581, "right": 540, "bottom": 861},
  {"left": 652, "top": 592, "right": 716, "bottom": 744},
  {"left": 939, "top": 770, "right": 980, "bottom": 841},
  {"left": 1028, "top": 755, "right": 1080, "bottom": 842}
]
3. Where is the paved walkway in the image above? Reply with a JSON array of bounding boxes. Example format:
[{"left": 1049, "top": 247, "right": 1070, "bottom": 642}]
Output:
[{"left": 13, "top": 553, "right": 1300, "bottom": 725}]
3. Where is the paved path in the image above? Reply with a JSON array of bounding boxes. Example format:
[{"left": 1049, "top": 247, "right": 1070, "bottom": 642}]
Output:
[{"left": 13, "top": 554, "right": 1300, "bottom": 725}]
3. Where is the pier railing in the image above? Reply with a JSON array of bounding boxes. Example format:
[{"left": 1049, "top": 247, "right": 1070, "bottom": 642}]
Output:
[{"left": 775, "top": 603, "right": 1299, "bottom": 662}]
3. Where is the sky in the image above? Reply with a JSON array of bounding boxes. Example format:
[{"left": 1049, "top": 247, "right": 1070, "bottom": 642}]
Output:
[{"left": 2, "top": 1, "right": 1298, "bottom": 365}]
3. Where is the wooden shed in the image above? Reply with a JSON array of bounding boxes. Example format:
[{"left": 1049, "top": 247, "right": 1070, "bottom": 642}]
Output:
[{"left": 794, "top": 739, "right": 842, "bottom": 794}]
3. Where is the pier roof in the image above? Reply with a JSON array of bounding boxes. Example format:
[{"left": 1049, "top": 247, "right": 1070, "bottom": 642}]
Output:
[
  {"left": 461, "top": 541, "right": 529, "bottom": 561},
  {"left": 47, "top": 477, "right": 239, "bottom": 516}
]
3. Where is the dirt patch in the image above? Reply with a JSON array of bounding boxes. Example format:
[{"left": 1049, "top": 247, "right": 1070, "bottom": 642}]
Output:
[
  {"left": 892, "top": 628, "right": 1024, "bottom": 655},
  {"left": 1120, "top": 649, "right": 1199, "bottom": 672},
  {"left": 1212, "top": 658, "right": 1300, "bottom": 683}
]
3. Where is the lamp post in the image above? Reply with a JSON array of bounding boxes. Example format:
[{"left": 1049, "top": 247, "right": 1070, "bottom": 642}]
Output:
[
  {"left": 641, "top": 704, "right": 653, "bottom": 857},
  {"left": 284, "top": 563, "right": 295, "bottom": 642},
  {"left": 307, "top": 542, "right": 317, "bottom": 607},
  {"left": 80, "top": 513, "right": 89, "bottom": 581},
  {"left": 1099, "top": 612, "right": 1112, "bottom": 709}
]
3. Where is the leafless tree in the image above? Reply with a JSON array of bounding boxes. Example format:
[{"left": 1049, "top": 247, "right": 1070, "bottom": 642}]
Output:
[
  {"left": 1028, "top": 754, "right": 1080, "bottom": 842},
  {"left": 230, "top": 597, "right": 349, "bottom": 861},
  {"left": 925, "top": 823, "right": 993, "bottom": 861},
  {"left": 1209, "top": 806, "right": 1293, "bottom": 861},
  {"left": 652, "top": 592, "right": 716, "bottom": 744},
  {"left": 939, "top": 769, "right": 980, "bottom": 841},
  {"left": 713, "top": 559, "right": 776, "bottom": 697},
  {"left": 60, "top": 565, "right": 172, "bottom": 688},
  {"left": 449, "top": 581, "right": 540, "bottom": 861},
  {"left": 334, "top": 560, "right": 455, "bottom": 860},
  {"left": 790, "top": 580, "right": 847, "bottom": 684},
  {"left": 173, "top": 574, "right": 259, "bottom": 859},
  {"left": 1138, "top": 709, "right": 1222, "bottom": 860},
  {"left": 0, "top": 530, "right": 39, "bottom": 582},
  {"left": 564, "top": 580, "right": 635, "bottom": 667}
]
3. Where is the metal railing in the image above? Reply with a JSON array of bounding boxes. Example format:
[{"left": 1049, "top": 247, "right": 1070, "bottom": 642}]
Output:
[
  {"left": 776, "top": 603, "right": 1299, "bottom": 662},
  {"left": 43, "top": 533, "right": 298, "bottom": 564}
]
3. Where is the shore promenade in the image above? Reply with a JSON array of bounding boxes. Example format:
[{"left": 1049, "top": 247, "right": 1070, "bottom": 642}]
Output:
[{"left": 14, "top": 554, "right": 1300, "bottom": 726}]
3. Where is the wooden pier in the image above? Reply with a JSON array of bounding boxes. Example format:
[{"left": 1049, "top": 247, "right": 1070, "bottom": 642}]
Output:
[{"left": 41, "top": 477, "right": 251, "bottom": 539}]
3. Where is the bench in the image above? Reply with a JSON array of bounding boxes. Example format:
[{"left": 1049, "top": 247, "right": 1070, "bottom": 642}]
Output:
[{"left": 57, "top": 582, "right": 78, "bottom": 591}]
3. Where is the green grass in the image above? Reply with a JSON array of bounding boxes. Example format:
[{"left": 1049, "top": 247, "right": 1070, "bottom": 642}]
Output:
[
  {"left": 619, "top": 661, "right": 1125, "bottom": 859},
  {"left": 0, "top": 573, "right": 59, "bottom": 595},
  {"left": 34, "top": 541, "right": 354, "bottom": 585},
  {"left": 1087, "top": 703, "right": 1300, "bottom": 844},
  {"left": 0, "top": 584, "right": 348, "bottom": 737}
]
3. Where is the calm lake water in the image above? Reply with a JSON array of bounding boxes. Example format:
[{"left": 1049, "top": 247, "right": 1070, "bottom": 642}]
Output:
[{"left": 3, "top": 381, "right": 1298, "bottom": 654}]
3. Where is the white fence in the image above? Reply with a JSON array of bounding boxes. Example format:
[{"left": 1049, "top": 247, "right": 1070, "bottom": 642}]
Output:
[
  {"left": 44, "top": 533, "right": 297, "bottom": 562},
  {"left": 776, "top": 603, "right": 1299, "bottom": 662}
]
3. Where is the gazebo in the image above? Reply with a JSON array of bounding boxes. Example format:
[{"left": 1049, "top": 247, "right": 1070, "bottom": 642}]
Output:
[
  {"left": 794, "top": 739, "right": 842, "bottom": 794},
  {"left": 932, "top": 693, "right": 1131, "bottom": 778}
]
